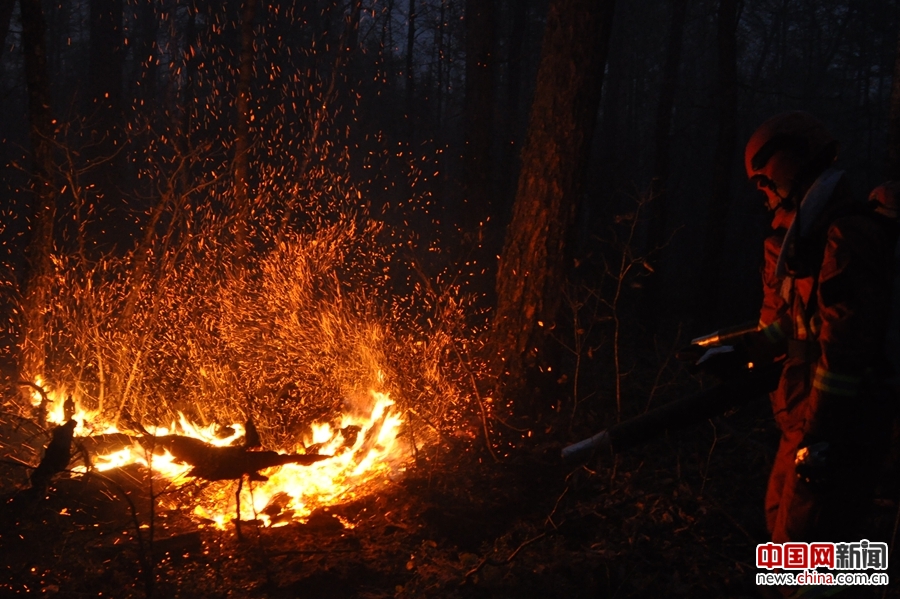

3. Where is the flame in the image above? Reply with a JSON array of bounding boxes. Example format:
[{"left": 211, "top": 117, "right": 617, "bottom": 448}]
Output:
[{"left": 30, "top": 380, "right": 407, "bottom": 529}]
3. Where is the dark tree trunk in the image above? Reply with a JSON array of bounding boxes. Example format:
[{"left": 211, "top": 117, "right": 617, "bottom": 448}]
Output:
[
  {"left": 347, "top": 0, "right": 362, "bottom": 53},
  {"left": 88, "top": 0, "right": 123, "bottom": 113},
  {"left": 18, "top": 0, "right": 57, "bottom": 381},
  {"left": 888, "top": 22, "right": 900, "bottom": 180},
  {"left": 86, "top": 0, "right": 124, "bottom": 219},
  {"left": 695, "top": 0, "right": 738, "bottom": 329},
  {"left": 335, "top": 0, "right": 362, "bottom": 88},
  {"left": 492, "top": 0, "right": 616, "bottom": 406},
  {"left": 463, "top": 0, "right": 496, "bottom": 229},
  {"left": 500, "top": 0, "right": 530, "bottom": 210},
  {"left": 405, "top": 0, "right": 416, "bottom": 136},
  {"left": 642, "top": 0, "right": 688, "bottom": 326},
  {"left": 0, "top": 0, "right": 15, "bottom": 64},
  {"left": 435, "top": 0, "right": 446, "bottom": 130},
  {"left": 135, "top": 0, "right": 159, "bottom": 103},
  {"left": 233, "top": 0, "right": 258, "bottom": 261},
  {"left": 379, "top": 0, "right": 395, "bottom": 87}
]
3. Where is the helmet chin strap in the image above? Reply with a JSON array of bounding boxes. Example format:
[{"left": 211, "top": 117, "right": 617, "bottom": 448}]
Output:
[
  {"left": 779, "top": 189, "right": 798, "bottom": 213},
  {"left": 765, "top": 183, "right": 799, "bottom": 217}
]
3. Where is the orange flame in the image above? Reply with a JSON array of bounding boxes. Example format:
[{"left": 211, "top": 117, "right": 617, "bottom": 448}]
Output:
[{"left": 31, "top": 381, "right": 407, "bottom": 529}]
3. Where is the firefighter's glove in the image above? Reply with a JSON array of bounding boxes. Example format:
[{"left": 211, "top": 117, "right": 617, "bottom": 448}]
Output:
[
  {"left": 691, "top": 345, "right": 751, "bottom": 379},
  {"left": 675, "top": 344, "right": 706, "bottom": 364},
  {"left": 794, "top": 441, "right": 832, "bottom": 487}
]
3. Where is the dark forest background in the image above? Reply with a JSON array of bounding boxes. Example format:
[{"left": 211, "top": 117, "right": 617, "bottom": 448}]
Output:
[
  {"left": 1, "top": 0, "right": 899, "bottom": 426},
  {"left": 2, "top": 2, "right": 900, "bottom": 597}
]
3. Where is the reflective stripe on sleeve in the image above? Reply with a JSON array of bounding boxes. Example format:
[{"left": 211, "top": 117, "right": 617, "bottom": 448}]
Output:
[
  {"left": 812, "top": 366, "right": 861, "bottom": 397},
  {"left": 761, "top": 321, "right": 786, "bottom": 345}
]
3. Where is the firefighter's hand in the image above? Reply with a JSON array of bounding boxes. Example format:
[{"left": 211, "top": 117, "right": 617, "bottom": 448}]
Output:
[
  {"left": 692, "top": 345, "right": 751, "bottom": 379},
  {"left": 795, "top": 441, "right": 832, "bottom": 487},
  {"left": 675, "top": 344, "right": 706, "bottom": 364}
]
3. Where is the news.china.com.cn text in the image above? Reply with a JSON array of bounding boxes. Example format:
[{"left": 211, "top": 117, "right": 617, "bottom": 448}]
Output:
[{"left": 755, "top": 540, "right": 889, "bottom": 588}]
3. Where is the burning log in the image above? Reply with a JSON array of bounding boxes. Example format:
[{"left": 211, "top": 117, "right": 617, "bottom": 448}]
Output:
[
  {"left": 132, "top": 420, "right": 331, "bottom": 539},
  {"left": 183, "top": 445, "right": 329, "bottom": 482},
  {"left": 132, "top": 422, "right": 330, "bottom": 482}
]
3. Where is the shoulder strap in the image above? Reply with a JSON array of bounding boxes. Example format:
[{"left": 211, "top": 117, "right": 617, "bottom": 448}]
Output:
[{"left": 776, "top": 168, "right": 845, "bottom": 279}]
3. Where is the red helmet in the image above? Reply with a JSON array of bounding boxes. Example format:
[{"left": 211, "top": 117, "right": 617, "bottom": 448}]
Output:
[{"left": 745, "top": 111, "right": 838, "bottom": 206}]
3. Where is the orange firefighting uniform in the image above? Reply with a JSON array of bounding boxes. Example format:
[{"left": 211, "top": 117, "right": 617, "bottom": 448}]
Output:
[{"left": 749, "top": 176, "right": 897, "bottom": 543}]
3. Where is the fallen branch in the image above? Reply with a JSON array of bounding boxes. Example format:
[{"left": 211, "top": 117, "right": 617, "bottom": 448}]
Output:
[{"left": 134, "top": 429, "right": 330, "bottom": 481}]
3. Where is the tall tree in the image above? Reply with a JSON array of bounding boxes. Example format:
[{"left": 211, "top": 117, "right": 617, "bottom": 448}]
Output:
[
  {"left": 889, "top": 21, "right": 900, "bottom": 180},
  {"left": 492, "top": 0, "right": 616, "bottom": 406},
  {"left": 434, "top": 0, "right": 447, "bottom": 131},
  {"left": 86, "top": 0, "right": 124, "bottom": 213},
  {"left": 88, "top": 0, "right": 123, "bottom": 114},
  {"left": 643, "top": 0, "right": 689, "bottom": 325},
  {"left": 463, "top": 0, "right": 496, "bottom": 229},
  {"left": 18, "top": 0, "right": 57, "bottom": 382},
  {"left": 134, "top": 0, "right": 159, "bottom": 104},
  {"left": 233, "top": 0, "right": 258, "bottom": 260},
  {"left": 695, "top": 0, "right": 738, "bottom": 329},
  {"left": 405, "top": 0, "right": 416, "bottom": 136},
  {"left": 0, "top": 0, "right": 15, "bottom": 64},
  {"left": 499, "top": 0, "right": 531, "bottom": 208},
  {"left": 346, "top": 0, "right": 362, "bottom": 54}
]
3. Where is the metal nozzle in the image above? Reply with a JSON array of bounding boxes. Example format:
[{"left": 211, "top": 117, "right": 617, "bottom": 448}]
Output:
[
  {"left": 561, "top": 430, "right": 610, "bottom": 463},
  {"left": 691, "top": 321, "right": 759, "bottom": 348}
]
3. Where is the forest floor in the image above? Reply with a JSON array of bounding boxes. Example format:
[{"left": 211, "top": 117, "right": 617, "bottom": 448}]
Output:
[{"left": 1, "top": 398, "right": 899, "bottom": 599}]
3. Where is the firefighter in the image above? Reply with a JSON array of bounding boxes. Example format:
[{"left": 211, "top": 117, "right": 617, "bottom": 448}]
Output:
[{"left": 740, "top": 111, "right": 897, "bottom": 544}]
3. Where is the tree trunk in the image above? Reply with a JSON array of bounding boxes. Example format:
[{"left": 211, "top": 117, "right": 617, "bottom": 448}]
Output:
[
  {"left": 86, "top": 0, "right": 124, "bottom": 226},
  {"left": 463, "top": 0, "right": 496, "bottom": 229},
  {"left": 379, "top": 0, "right": 394, "bottom": 87},
  {"left": 0, "top": 0, "right": 15, "bottom": 64},
  {"left": 18, "top": 0, "right": 57, "bottom": 382},
  {"left": 695, "top": 0, "right": 738, "bottom": 329},
  {"left": 492, "top": 0, "right": 616, "bottom": 406},
  {"left": 347, "top": 0, "right": 362, "bottom": 53},
  {"left": 233, "top": 0, "right": 258, "bottom": 261},
  {"left": 88, "top": 0, "right": 123, "bottom": 113},
  {"left": 135, "top": 0, "right": 159, "bottom": 103},
  {"left": 499, "top": 0, "right": 530, "bottom": 210},
  {"left": 642, "top": 0, "right": 688, "bottom": 326},
  {"left": 888, "top": 22, "right": 900, "bottom": 180},
  {"left": 435, "top": 0, "right": 446, "bottom": 131},
  {"left": 405, "top": 0, "right": 416, "bottom": 136}
]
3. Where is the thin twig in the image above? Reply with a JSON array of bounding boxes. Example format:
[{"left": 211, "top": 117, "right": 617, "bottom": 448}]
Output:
[
  {"left": 463, "top": 532, "right": 548, "bottom": 579},
  {"left": 546, "top": 486, "right": 568, "bottom": 529},
  {"left": 452, "top": 344, "right": 499, "bottom": 463},
  {"left": 644, "top": 324, "right": 682, "bottom": 413},
  {"left": 703, "top": 495, "right": 759, "bottom": 547},
  {"left": 699, "top": 419, "right": 718, "bottom": 497},
  {"left": 506, "top": 532, "right": 547, "bottom": 563}
]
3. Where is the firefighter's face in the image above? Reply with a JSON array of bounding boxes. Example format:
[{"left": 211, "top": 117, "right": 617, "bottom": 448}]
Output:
[{"left": 749, "top": 152, "right": 800, "bottom": 216}]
